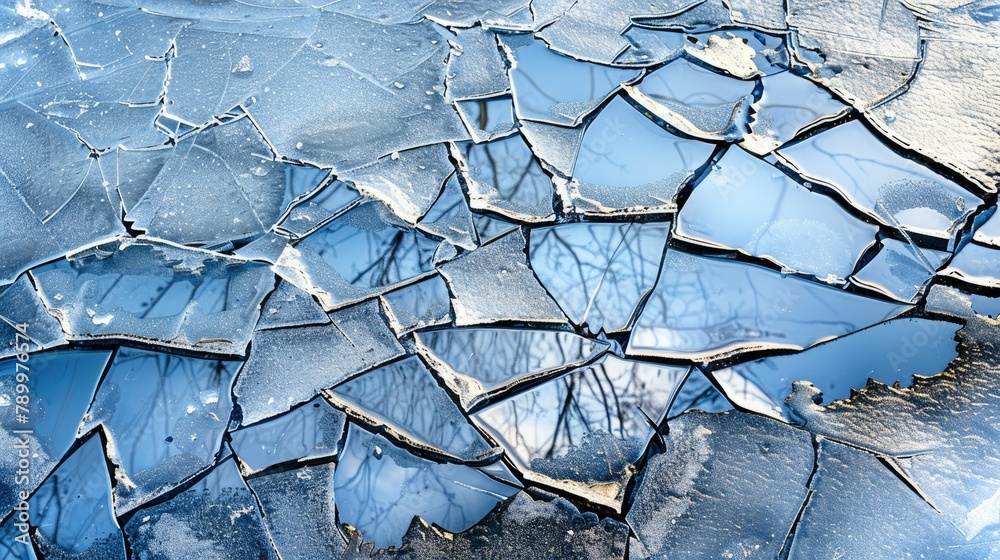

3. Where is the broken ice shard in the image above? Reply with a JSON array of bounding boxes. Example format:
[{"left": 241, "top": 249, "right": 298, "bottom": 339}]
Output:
[
  {"left": 80, "top": 347, "right": 240, "bottom": 514},
  {"left": 28, "top": 433, "right": 126, "bottom": 560},
  {"left": 380, "top": 274, "right": 452, "bottom": 335},
  {"left": 0, "top": 349, "right": 110, "bottom": 517},
  {"left": 454, "top": 134, "right": 556, "bottom": 223},
  {"left": 629, "top": 249, "right": 910, "bottom": 361},
  {"left": 438, "top": 229, "right": 567, "bottom": 325},
  {"left": 473, "top": 355, "right": 686, "bottom": 511},
  {"left": 776, "top": 120, "right": 981, "bottom": 247},
  {"left": 275, "top": 201, "right": 440, "bottom": 311},
  {"left": 30, "top": 238, "right": 275, "bottom": 356},
  {"left": 710, "top": 318, "right": 959, "bottom": 421},
  {"left": 347, "top": 492, "right": 629, "bottom": 560},
  {"left": 230, "top": 396, "right": 346, "bottom": 475},
  {"left": 569, "top": 96, "right": 715, "bottom": 216},
  {"left": 0, "top": 276, "right": 66, "bottom": 359},
  {"left": 124, "top": 456, "right": 276, "bottom": 559},
  {"left": 0, "top": 104, "right": 125, "bottom": 284},
  {"left": 786, "top": 315, "right": 1000, "bottom": 540},
  {"left": 788, "top": 439, "right": 992, "bottom": 557},
  {"left": 247, "top": 462, "right": 347, "bottom": 559},
  {"left": 326, "top": 356, "right": 497, "bottom": 463},
  {"left": 234, "top": 299, "right": 404, "bottom": 426},
  {"left": 126, "top": 117, "right": 290, "bottom": 247},
  {"left": 940, "top": 242, "right": 1000, "bottom": 289},
  {"left": 623, "top": 58, "right": 754, "bottom": 142},
  {"left": 334, "top": 425, "right": 517, "bottom": 549},
  {"left": 675, "top": 146, "right": 877, "bottom": 282},
  {"left": 502, "top": 34, "right": 640, "bottom": 126},
  {"left": 416, "top": 327, "right": 608, "bottom": 410},
  {"left": 627, "top": 411, "right": 813, "bottom": 559},
  {"left": 529, "top": 221, "right": 669, "bottom": 333},
  {"left": 851, "top": 238, "right": 950, "bottom": 303}
]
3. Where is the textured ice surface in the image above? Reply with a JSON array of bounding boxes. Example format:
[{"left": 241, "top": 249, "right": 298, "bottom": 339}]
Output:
[
  {"left": 627, "top": 411, "right": 813, "bottom": 559},
  {"left": 0, "top": 349, "right": 110, "bottom": 516},
  {"left": 247, "top": 462, "right": 347, "bottom": 560},
  {"left": 124, "top": 457, "right": 277, "bottom": 560},
  {"left": 30, "top": 239, "right": 275, "bottom": 356},
  {"left": 2, "top": 0, "right": 999, "bottom": 556},
  {"left": 234, "top": 299, "right": 404, "bottom": 426}
]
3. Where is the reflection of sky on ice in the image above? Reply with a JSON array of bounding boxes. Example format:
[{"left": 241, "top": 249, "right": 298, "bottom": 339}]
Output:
[{"left": 0, "top": 0, "right": 999, "bottom": 556}]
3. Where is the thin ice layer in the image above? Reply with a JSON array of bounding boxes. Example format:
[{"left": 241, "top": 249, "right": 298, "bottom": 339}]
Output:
[
  {"left": 333, "top": 425, "right": 518, "bottom": 549},
  {"left": 347, "top": 492, "right": 628, "bottom": 560},
  {"left": 124, "top": 457, "right": 277, "bottom": 560},
  {"left": 275, "top": 200, "right": 440, "bottom": 311},
  {"left": 230, "top": 396, "right": 346, "bottom": 475},
  {"left": 0, "top": 104, "right": 125, "bottom": 284},
  {"left": 776, "top": 120, "right": 981, "bottom": 246},
  {"left": 629, "top": 249, "right": 910, "bottom": 360},
  {"left": 940, "top": 242, "right": 1000, "bottom": 289},
  {"left": 568, "top": 96, "right": 716, "bottom": 216},
  {"left": 676, "top": 146, "right": 877, "bottom": 282},
  {"left": 338, "top": 144, "right": 453, "bottom": 225},
  {"left": 851, "top": 238, "right": 950, "bottom": 303},
  {"left": 416, "top": 328, "right": 608, "bottom": 410},
  {"left": 125, "top": 117, "right": 289, "bottom": 246},
  {"left": 502, "top": 34, "right": 640, "bottom": 126},
  {"left": 438, "top": 229, "right": 567, "bottom": 325},
  {"left": 80, "top": 347, "right": 240, "bottom": 514},
  {"left": 246, "top": 462, "right": 347, "bottom": 560},
  {"left": 0, "top": 276, "right": 66, "bottom": 359},
  {"left": 473, "top": 355, "right": 687, "bottom": 511},
  {"left": 326, "top": 356, "right": 496, "bottom": 462},
  {"left": 234, "top": 299, "right": 404, "bottom": 426},
  {"left": 28, "top": 433, "right": 126, "bottom": 560},
  {"left": 0, "top": 349, "right": 110, "bottom": 517},
  {"left": 244, "top": 12, "right": 469, "bottom": 170},
  {"left": 623, "top": 58, "right": 754, "bottom": 142},
  {"left": 454, "top": 135, "right": 556, "bottom": 223},
  {"left": 30, "top": 238, "right": 275, "bottom": 356},
  {"left": 626, "top": 411, "right": 813, "bottom": 559},
  {"left": 787, "top": 314, "right": 1000, "bottom": 540},
  {"left": 711, "top": 318, "right": 960, "bottom": 421},
  {"left": 380, "top": 275, "right": 452, "bottom": 334},
  {"left": 529, "top": 221, "right": 669, "bottom": 333}
]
